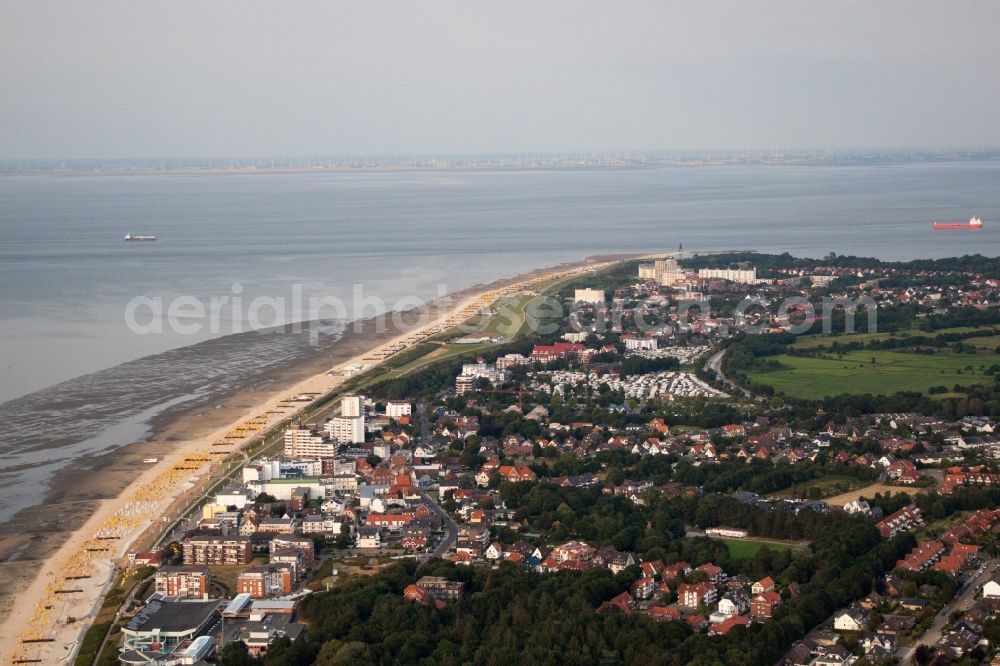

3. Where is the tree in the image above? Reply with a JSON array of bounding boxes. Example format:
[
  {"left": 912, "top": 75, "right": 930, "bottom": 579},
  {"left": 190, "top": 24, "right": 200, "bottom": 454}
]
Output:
[
  {"left": 218, "top": 641, "right": 258, "bottom": 666},
  {"left": 335, "top": 523, "right": 352, "bottom": 550}
]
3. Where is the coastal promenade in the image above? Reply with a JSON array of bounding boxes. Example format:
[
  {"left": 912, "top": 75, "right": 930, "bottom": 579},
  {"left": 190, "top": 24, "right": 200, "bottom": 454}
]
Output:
[{"left": 1, "top": 255, "right": 620, "bottom": 665}]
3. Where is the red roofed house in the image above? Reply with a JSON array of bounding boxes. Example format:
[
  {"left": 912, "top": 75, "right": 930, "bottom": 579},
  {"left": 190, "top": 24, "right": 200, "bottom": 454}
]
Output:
[
  {"left": 550, "top": 540, "right": 597, "bottom": 563},
  {"left": 649, "top": 418, "right": 669, "bottom": 434},
  {"left": 751, "top": 576, "right": 775, "bottom": 595},
  {"left": 366, "top": 512, "right": 414, "bottom": 530},
  {"left": 710, "top": 614, "right": 750, "bottom": 635},
  {"left": 650, "top": 605, "right": 682, "bottom": 622},
  {"left": 531, "top": 342, "right": 584, "bottom": 363},
  {"left": 403, "top": 583, "right": 432, "bottom": 605},
  {"left": 686, "top": 614, "right": 708, "bottom": 632},
  {"left": 662, "top": 561, "right": 692, "bottom": 581},
  {"left": 696, "top": 562, "right": 726, "bottom": 585},
  {"left": 598, "top": 591, "right": 633, "bottom": 615},
  {"left": 933, "top": 554, "right": 965, "bottom": 577},
  {"left": 751, "top": 590, "right": 782, "bottom": 619},
  {"left": 679, "top": 582, "right": 717, "bottom": 609},
  {"left": 641, "top": 560, "right": 666, "bottom": 578},
  {"left": 631, "top": 576, "right": 656, "bottom": 600},
  {"left": 498, "top": 465, "right": 537, "bottom": 483}
]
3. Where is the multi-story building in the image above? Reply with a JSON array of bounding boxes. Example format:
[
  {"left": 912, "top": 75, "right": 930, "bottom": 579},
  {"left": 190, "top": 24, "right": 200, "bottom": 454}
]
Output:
[
  {"left": 678, "top": 582, "right": 717, "bottom": 609},
  {"left": 573, "top": 288, "right": 605, "bottom": 305},
  {"left": 341, "top": 395, "right": 362, "bottom": 418},
  {"left": 283, "top": 425, "right": 335, "bottom": 459},
  {"left": 655, "top": 258, "right": 686, "bottom": 286},
  {"left": 414, "top": 576, "right": 465, "bottom": 602},
  {"left": 386, "top": 401, "right": 411, "bottom": 419},
  {"left": 183, "top": 535, "right": 253, "bottom": 566},
  {"left": 496, "top": 353, "right": 532, "bottom": 371},
  {"left": 154, "top": 566, "right": 210, "bottom": 600},
  {"left": 455, "top": 362, "right": 509, "bottom": 394},
  {"left": 624, "top": 336, "right": 657, "bottom": 351},
  {"left": 237, "top": 565, "right": 293, "bottom": 598},
  {"left": 268, "top": 535, "right": 315, "bottom": 565},
  {"left": 325, "top": 416, "right": 365, "bottom": 444},
  {"left": 698, "top": 267, "right": 758, "bottom": 284}
]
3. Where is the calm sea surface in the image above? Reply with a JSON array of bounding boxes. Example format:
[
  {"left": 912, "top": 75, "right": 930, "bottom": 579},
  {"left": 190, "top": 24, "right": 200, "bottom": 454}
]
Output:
[{"left": 0, "top": 163, "right": 997, "bottom": 520}]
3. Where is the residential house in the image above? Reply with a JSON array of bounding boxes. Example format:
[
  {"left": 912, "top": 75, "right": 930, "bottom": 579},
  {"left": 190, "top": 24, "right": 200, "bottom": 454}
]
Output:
[
  {"left": 751, "top": 576, "right": 775, "bottom": 595},
  {"left": 679, "top": 582, "right": 717, "bottom": 609},
  {"left": 751, "top": 590, "right": 782, "bottom": 619},
  {"left": 833, "top": 607, "right": 868, "bottom": 632}
]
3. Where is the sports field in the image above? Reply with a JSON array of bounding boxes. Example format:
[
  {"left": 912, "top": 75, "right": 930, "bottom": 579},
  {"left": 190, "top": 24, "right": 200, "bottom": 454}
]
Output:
[
  {"left": 747, "top": 349, "right": 995, "bottom": 400},
  {"left": 718, "top": 538, "right": 801, "bottom": 558}
]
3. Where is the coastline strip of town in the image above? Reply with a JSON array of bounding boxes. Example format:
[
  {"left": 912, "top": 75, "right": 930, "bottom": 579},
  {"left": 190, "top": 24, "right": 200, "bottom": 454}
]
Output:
[{"left": 0, "top": 254, "right": 634, "bottom": 665}]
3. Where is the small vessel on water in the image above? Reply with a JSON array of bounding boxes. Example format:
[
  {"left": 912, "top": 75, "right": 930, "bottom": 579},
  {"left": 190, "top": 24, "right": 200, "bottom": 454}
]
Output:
[
  {"left": 124, "top": 232, "right": 157, "bottom": 241},
  {"left": 143, "top": 457, "right": 159, "bottom": 464},
  {"left": 933, "top": 216, "right": 983, "bottom": 230}
]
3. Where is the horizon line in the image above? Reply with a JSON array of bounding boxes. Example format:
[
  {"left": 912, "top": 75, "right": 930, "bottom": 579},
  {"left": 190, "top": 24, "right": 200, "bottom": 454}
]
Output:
[{"left": 3, "top": 145, "right": 1000, "bottom": 165}]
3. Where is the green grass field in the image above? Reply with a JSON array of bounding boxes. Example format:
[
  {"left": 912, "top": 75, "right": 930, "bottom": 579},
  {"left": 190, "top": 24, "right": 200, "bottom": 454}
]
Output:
[
  {"left": 719, "top": 538, "right": 797, "bottom": 558},
  {"left": 748, "top": 348, "right": 995, "bottom": 400},
  {"left": 790, "top": 326, "right": 997, "bottom": 351},
  {"left": 967, "top": 334, "right": 1000, "bottom": 351}
]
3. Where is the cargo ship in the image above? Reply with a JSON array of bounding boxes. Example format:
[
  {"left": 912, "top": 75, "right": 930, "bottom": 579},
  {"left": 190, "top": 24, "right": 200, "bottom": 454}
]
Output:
[
  {"left": 933, "top": 216, "right": 983, "bottom": 230},
  {"left": 124, "top": 232, "right": 157, "bottom": 241}
]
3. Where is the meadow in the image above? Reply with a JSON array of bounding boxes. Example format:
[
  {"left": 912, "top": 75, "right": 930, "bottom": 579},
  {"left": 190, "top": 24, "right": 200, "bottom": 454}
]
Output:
[
  {"left": 747, "top": 348, "right": 995, "bottom": 400},
  {"left": 718, "top": 538, "right": 799, "bottom": 558}
]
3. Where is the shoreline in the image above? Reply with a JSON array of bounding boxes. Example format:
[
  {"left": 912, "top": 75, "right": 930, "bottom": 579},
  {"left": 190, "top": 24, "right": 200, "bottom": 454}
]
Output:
[{"left": 0, "top": 252, "right": 640, "bottom": 664}]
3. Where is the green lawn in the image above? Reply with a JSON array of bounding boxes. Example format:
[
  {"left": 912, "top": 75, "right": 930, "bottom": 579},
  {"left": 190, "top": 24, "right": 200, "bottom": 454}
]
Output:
[
  {"left": 719, "top": 538, "right": 797, "bottom": 558},
  {"left": 748, "top": 348, "right": 995, "bottom": 400},
  {"left": 967, "top": 334, "right": 1000, "bottom": 351},
  {"left": 790, "top": 325, "right": 997, "bottom": 350}
]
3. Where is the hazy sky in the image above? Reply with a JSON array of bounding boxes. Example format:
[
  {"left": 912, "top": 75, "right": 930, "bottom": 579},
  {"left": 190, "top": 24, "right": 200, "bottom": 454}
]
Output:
[{"left": 2, "top": 1, "right": 999, "bottom": 158}]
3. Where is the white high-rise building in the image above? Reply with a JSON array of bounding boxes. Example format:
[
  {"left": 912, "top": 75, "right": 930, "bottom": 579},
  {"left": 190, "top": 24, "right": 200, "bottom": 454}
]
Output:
[
  {"left": 283, "top": 426, "right": 335, "bottom": 459},
  {"left": 341, "top": 395, "right": 362, "bottom": 418},
  {"left": 386, "top": 401, "right": 411, "bottom": 419},
  {"left": 573, "top": 288, "right": 605, "bottom": 305},
  {"left": 654, "top": 258, "right": 686, "bottom": 286},
  {"left": 698, "top": 267, "right": 757, "bottom": 284},
  {"left": 326, "top": 416, "right": 365, "bottom": 444}
]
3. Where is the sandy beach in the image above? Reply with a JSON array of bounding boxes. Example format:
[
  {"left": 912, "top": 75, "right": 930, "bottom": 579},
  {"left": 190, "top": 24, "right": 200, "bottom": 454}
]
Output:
[{"left": 0, "top": 253, "right": 634, "bottom": 664}]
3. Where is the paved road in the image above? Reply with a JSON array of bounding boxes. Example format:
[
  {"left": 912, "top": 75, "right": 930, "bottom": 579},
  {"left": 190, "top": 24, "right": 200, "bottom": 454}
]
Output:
[
  {"left": 92, "top": 570, "right": 155, "bottom": 663},
  {"left": 703, "top": 348, "right": 751, "bottom": 398},
  {"left": 898, "top": 558, "right": 999, "bottom": 663},
  {"left": 420, "top": 490, "right": 458, "bottom": 558},
  {"left": 417, "top": 400, "right": 431, "bottom": 443}
]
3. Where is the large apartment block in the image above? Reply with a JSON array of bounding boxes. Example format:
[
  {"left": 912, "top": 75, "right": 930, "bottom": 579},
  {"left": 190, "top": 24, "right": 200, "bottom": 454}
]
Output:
[
  {"left": 325, "top": 415, "right": 365, "bottom": 444},
  {"left": 283, "top": 425, "right": 336, "bottom": 459},
  {"left": 340, "top": 394, "right": 362, "bottom": 418},
  {"left": 154, "top": 565, "right": 210, "bottom": 599},
  {"left": 183, "top": 535, "right": 253, "bottom": 566},
  {"left": 386, "top": 401, "right": 411, "bottom": 418},
  {"left": 236, "top": 565, "right": 293, "bottom": 598},
  {"left": 697, "top": 267, "right": 758, "bottom": 284}
]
